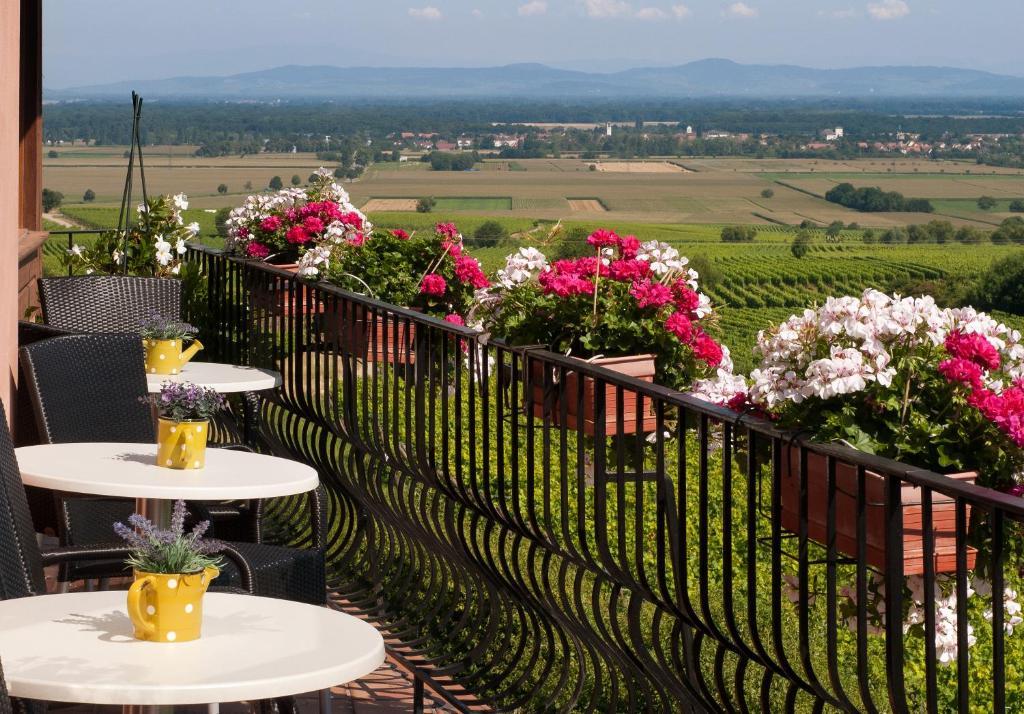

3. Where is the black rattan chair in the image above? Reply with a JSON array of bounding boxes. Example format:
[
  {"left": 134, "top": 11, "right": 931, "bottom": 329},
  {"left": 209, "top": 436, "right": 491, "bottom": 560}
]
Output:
[
  {"left": 38, "top": 276, "right": 181, "bottom": 333},
  {"left": 19, "top": 333, "right": 327, "bottom": 604}
]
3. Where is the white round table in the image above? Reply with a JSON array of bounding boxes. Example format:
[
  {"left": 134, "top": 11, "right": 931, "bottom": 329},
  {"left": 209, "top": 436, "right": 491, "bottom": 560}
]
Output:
[
  {"left": 0, "top": 591, "right": 384, "bottom": 707},
  {"left": 145, "top": 363, "right": 281, "bottom": 394},
  {"left": 14, "top": 442, "right": 318, "bottom": 526}
]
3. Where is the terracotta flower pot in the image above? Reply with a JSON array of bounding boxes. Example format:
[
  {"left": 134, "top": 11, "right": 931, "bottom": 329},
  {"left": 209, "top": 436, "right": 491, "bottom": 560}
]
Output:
[
  {"left": 323, "top": 302, "right": 417, "bottom": 364},
  {"left": 530, "top": 354, "right": 658, "bottom": 437},
  {"left": 780, "top": 446, "right": 977, "bottom": 576},
  {"left": 248, "top": 263, "right": 324, "bottom": 318}
]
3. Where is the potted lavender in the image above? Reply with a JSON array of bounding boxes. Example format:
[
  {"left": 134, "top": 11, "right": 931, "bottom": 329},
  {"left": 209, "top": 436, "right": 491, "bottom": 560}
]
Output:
[
  {"left": 145, "top": 382, "right": 225, "bottom": 469},
  {"left": 138, "top": 313, "right": 203, "bottom": 376},
  {"left": 115, "top": 500, "right": 225, "bottom": 642}
]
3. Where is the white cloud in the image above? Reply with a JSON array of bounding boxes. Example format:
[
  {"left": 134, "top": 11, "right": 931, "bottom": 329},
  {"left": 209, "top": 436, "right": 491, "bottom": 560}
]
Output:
[
  {"left": 471, "top": 8, "right": 483, "bottom": 16},
  {"left": 635, "top": 6, "right": 666, "bottom": 19},
  {"left": 867, "top": 0, "right": 909, "bottom": 19},
  {"left": 408, "top": 6, "right": 442, "bottom": 20},
  {"left": 583, "top": 0, "right": 633, "bottom": 18},
  {"left": 724, "top": 2, "right": 758, "bottom": 18},
  {"left": 671, "top": 4, "right": 692, "bottom": 18},
  {"left": 518, "top": 0, "right": 548, "bottom": 16}
]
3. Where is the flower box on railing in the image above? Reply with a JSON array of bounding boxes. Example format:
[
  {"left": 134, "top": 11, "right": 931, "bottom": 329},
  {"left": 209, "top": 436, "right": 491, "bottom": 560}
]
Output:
[
  {"left": 322, "top": 302, "right": 416, "bottom": 364},
  {"left": 780, "top": 446, "right": 977, "bottom": 576},
  {"left": 248, "top": 264, "right": 324, "bottom": 318},
  {"left": 529, "top": 354, "right": 658, "bottom": 437}
]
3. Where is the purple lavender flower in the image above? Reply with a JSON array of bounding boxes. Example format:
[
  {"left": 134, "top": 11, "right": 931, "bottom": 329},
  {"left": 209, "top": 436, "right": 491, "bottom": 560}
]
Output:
[{"left": 113, "top": 499, "right": 225, "bottom": 574}]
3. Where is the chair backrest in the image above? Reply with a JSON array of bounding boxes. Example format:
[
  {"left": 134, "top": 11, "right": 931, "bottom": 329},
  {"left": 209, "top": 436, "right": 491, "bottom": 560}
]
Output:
[
  {"left": 38, "top": 276, "right": 182, "bottom": 333},
  {"left": 19, "top": 333, "right": 154, "bottom": 444},
  {"left": 0, "top": 401, "right": 47, "bottom": 599}
]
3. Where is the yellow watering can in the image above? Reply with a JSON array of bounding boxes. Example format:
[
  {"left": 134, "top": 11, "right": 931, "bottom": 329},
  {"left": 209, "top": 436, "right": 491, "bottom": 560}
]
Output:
[
  {"left": 127, "top": 568, "right": 218, "bottom": 642},
  {"left": 142, "top": 338, "right": 203, "bottom": 375}
]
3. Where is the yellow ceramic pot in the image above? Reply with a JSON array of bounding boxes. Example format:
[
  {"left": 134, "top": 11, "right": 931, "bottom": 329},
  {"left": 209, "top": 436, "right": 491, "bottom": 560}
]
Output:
[
  {"left": 142, "top": 338, "right": 203, "bottom": 375},
  {"left": 127, "top": 567, "right": 219, "bottom": 643},
  {"left": 156, "top": 418, "right": 209, "bottom": 470}
]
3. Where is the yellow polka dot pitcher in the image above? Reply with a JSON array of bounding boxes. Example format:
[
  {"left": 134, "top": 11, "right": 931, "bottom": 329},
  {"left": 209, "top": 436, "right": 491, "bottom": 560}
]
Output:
[
  {"left": 156, "top": 418, "right": 209, "bottom": 470},
  {"left": 143, "top": 338, "right": 203, "bottom": 375},
  {"left": 127, "top": 567, "right": 219, "bottom": 642}
]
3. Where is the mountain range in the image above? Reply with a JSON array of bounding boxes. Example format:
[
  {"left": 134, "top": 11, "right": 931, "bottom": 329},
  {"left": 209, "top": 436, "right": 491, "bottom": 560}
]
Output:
[{"left": 46, "top": 59, "right": 1024, "bottom": 101}]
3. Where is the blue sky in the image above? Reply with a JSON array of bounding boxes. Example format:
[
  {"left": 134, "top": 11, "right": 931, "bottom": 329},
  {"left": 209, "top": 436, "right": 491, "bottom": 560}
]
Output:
[{"left": 44, "top": 0, "right": 1023, "bottom": 88}]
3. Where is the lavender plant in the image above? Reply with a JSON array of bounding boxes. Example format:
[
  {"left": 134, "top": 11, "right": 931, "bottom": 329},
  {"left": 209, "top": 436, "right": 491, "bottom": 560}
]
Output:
[
  {"left": 144, "top": 382, "right": 226, "bottom": 422},
  {"left": 114, "top": 499, "right": 225, "bottom": 574},
  {"left": 138, "top": 312, "right": 198, "bottom": 341}
]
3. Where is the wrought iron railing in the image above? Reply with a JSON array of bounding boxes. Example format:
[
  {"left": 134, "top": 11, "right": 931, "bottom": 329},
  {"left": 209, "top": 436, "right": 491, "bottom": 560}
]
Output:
[{"left": 186, "top": 243, "right": 1024, "bottom": 713}]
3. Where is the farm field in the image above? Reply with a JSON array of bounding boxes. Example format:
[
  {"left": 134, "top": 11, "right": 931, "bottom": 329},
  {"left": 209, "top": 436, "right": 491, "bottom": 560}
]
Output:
[{"left": 44, "top": 149, "right": 1024, "bottom": 225}]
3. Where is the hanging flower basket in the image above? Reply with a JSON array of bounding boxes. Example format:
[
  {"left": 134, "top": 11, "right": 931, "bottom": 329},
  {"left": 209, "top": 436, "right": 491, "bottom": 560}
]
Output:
[
  {"left": 529, "top": 354, "right": 659, "bottom": 437},
  {"left": 780, "top": 446, "right": 977, "bottom": 576}
]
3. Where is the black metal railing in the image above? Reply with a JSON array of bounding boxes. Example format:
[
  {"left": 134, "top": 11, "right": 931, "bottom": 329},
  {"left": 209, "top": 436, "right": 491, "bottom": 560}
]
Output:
[
  {"left": 47, "top": 228, "right": 108, "bottom": 276},
  {"left": 186, "top": 244, "right": 1024, "bottom": 713}
]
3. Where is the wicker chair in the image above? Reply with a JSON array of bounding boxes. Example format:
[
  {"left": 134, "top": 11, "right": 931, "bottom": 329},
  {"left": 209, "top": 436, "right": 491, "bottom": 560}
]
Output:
[
  {"left": 36, "top": 274, "right": 258, "bottom": 532},
  {"left": 19, "top": 333, "right": 327, "bottom": 604},
  {"left": 38, "top": 276, "right": 182, "bottom": 333}
]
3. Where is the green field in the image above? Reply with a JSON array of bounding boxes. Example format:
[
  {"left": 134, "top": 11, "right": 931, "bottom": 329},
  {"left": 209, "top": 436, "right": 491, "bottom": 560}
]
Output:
[{"left": 432, "top": 196, "right": 513, "bottom": 211}]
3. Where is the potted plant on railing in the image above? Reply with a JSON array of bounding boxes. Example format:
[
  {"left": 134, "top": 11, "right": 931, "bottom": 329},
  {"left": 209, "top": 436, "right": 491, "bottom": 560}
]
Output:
[
  {"left": 225, "top": 168, "right": 370, "bottom": 317},
  {"left": 477, "top": 230, "right": 725, "bottom": 437},
  {"left": 115, "top": 500, "right": 224, "bottom": 643},
  {"left": 138, "top": 313, "right": 203, "bottom": 375},
  {"left": 304, "top": 222, "right": 488, "bottom": 363},
  {"left": 63, "top": 193, "right": 199, "bottom": 278},
  {"left": 692, "top": 289, "right": 1024, "bottom": 575},
  {"left": 144, "top": 382, "right": 226, "bottom": 470}
]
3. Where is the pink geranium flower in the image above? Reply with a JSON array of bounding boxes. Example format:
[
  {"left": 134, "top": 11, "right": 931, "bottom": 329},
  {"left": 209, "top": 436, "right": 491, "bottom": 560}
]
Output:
[
  {"left": 303, "top": 216, "right": 325, "bottom": 234},
  {"left": 665, "top": 312, "right": 694, "bottom": 343},
  {"left": 630, "top": 280, "right": 672, "bottom": 309},
  {"left": 420, "top": 273, "right": 447, "bottom": 297},
  {"left": 938, "top": 358, "right": 984, "bottom": 388},
  {"left": 444, "top": 314, "right": 465, "bottom": 326},
  {"left": 620, "top": 235, "right": 640, "bottom": 259},
  {"left": 391, "top": 229, "right": 410, "bottom": 240},
  {"left": 259, "top": 216, "right": 282, "bottom": 233},
  {"left": 455, "top": 256, "right": 490, "bottom": 289},
  {"left": 692, "top": 332, "right": 724, "bottom": 367},
  {"left": 285, "top": 225, "right": 310, "bottom": 245},
  {"left": 945, "top": 331, "right": 1000, "bottom": 371},
  {"left": 245, "top": 242, "right": 271, "bottom": 260},
  {"left": 586, "top": 229, "right": 620, "bottom": 248}
]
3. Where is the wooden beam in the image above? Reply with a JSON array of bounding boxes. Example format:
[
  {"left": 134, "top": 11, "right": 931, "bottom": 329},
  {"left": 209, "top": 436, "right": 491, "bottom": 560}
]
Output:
[{"left": 19, "top": 0, "right": 42, "bottom": 232}]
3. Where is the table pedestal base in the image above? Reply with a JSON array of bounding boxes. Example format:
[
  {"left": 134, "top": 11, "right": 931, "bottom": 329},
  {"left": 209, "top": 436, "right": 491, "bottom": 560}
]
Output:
[{"left": 135, "top": 498, "right": 172, "bottom": 529}]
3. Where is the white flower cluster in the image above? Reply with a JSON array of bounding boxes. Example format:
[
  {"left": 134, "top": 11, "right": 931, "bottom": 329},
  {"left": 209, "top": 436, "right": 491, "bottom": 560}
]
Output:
[
  {"left": 297, "top": 245, "right": 332, "bottom": 278},
  {"left": 747, "top": 289, "right": 1024, "bottom": 410},
  {"left": 496, "top": 247, "right": 548, "bottom": 288},
  {"left": 636, "top": 240, "right": 696, "bottom": 284}
]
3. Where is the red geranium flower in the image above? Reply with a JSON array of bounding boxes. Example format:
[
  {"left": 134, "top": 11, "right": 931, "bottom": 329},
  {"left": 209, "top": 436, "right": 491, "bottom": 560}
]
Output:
[{"left": 420, "top": 273, "right": 447, "bottom": 297}]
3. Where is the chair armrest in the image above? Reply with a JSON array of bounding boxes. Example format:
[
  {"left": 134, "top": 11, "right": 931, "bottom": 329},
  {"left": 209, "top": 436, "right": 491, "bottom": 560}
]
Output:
[
  {"left": 40, "top": 543, "right": 255, "bottom": 594},
  {"left": 39, "top": 543, "right": 132, "bottom": 567}
]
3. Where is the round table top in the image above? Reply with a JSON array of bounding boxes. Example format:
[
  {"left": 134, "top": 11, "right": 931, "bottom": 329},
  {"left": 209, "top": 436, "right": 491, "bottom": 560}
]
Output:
[
  {"left": 14, "top": 443, "right": 318, "bottom": 500},
  {"left": 0, "top": 591, "right": 384, "bottom": 705},
  {"left": 147, "top": 362, "right": 281, "bottom": 393}
]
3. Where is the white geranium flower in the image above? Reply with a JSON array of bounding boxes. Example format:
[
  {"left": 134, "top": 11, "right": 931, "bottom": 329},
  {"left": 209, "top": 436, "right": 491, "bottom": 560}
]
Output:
[
  {"left": 154, "top": 236, "right": 173, "bottom": 266},
  {"left": 175, "top": 238, "right": 187, "bottom": 255},
  {"left": 67, "top": 244, "right": 85, "bottom": 257},
  {"left": 112, "top": 249, "right": 123, "bottom": 263},
  {"left": 186, "top": 222, "right": 200, "bottom": 235},
  {"left": 172, "top": 193, "right": 189, "bottom": 211}
]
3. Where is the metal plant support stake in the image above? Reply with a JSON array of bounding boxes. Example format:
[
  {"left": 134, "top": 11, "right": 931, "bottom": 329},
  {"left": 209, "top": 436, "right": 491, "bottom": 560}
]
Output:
[{"left": 115, "top": 91, "right": 150, "bottom": 275}]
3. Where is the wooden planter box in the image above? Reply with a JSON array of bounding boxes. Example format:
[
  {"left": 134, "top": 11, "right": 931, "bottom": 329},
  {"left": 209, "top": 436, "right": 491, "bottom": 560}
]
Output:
[
  {"left": 248, "top": 263, "right": 324, "bottom": 318},
  {"left": 780, "top": 446, "right": 977, "bottom": 576},
  {"left": 529, "top": 354, "right": 658, "bottom": 437},
  {"left": 323, "top": 302, "right": 416, "bottom": 364}
]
